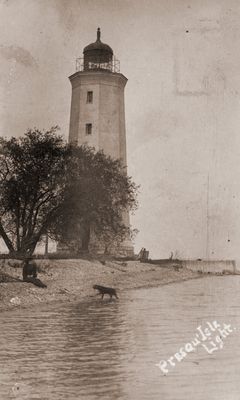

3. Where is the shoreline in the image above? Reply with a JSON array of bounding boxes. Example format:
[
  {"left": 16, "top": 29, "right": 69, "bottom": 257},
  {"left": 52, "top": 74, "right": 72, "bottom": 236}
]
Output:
[{"left": 0, "top": 258, "right": 232, "bottom": 313}]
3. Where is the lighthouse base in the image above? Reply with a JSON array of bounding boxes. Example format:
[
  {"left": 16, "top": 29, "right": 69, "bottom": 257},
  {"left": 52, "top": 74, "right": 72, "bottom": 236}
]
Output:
[
  {"left": 89, "top": 238, "right": 134, "bottom": 258},
  {"left": 57, "top": 237, "right": 134, "bottom": 258}
]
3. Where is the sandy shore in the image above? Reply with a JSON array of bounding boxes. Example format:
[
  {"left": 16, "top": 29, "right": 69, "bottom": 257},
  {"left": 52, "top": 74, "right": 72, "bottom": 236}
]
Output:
[{"left": 0, "top": 258, "right": 204, "bottom": 312}]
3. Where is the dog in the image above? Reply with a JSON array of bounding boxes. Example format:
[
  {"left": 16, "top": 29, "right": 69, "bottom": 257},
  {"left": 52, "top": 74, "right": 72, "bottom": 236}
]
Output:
[{"left": 93, "top": 284, "right": 119, "bottom": 299}]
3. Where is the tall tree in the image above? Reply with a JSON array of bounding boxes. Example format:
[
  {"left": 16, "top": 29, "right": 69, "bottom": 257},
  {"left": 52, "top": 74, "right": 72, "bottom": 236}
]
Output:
[
  {"left": 0, "top": 128, "right": 138, "bottom": 257},
  {"left": 0, "top": 127, "right": 67, "bottom": 257},
  {"left": 56, "top": 145, "right": 138, "bottom": 252}
]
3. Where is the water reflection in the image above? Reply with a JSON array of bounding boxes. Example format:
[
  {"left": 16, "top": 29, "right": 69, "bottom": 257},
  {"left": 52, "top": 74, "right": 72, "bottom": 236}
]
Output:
[{"left": 0, "top": 276, "right": 240, "bottom": 400}]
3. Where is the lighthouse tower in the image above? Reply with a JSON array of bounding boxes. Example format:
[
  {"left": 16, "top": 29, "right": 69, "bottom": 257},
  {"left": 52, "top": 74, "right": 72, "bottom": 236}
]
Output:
[{"left": 68, "top": 28, "right": 133, "bottom": 256}]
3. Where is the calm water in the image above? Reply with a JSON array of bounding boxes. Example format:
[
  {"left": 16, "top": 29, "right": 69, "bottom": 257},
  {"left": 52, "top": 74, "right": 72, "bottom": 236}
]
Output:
[{"left": 1, "top": 276, "right": 240, "bottom": 400}]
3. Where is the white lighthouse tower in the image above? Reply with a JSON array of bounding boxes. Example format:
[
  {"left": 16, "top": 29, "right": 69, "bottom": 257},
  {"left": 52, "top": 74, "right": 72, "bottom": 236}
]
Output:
[{"left": 68, "top": 28, "right": 133, "bottom": 256}]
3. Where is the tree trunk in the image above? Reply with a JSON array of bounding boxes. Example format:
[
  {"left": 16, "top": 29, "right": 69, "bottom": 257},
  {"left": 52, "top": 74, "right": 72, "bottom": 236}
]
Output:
[
  {"left": 0, "top": 222, "right": 15, "bottom": 253},
  {"left": 82, "top": 224, "right": 90, "bottom": 251},
  {"left": 44, "top": 234, "right": 49, "bottom": 258}
]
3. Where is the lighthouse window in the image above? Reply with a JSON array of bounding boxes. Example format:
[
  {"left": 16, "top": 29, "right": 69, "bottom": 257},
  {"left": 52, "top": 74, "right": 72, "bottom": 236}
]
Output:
[
  {"left": 87, "top": 91, "right": 93, "bottom": 103},
  {"left": 85, "top": 123, "right": 92, "bottom": 135}
]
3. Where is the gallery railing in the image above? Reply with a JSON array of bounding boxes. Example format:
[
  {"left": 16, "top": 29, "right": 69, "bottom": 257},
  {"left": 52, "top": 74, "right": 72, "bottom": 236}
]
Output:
[{"left": 76, "top": 57, "right": 120, "bottom": 73}]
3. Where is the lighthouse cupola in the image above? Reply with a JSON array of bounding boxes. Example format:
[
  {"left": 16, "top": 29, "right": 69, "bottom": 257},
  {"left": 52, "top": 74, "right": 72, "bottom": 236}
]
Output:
[
  {"left": 76, "top": 28, "right": 120, "bottom": 73},
  {"left": 83, "top": 28, "right": 113, "bottom": 71}
]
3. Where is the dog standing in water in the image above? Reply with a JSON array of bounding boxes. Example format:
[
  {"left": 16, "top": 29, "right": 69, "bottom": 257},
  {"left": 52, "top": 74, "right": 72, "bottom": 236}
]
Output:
[{"left": 93, "top": 284, "right": 119, "bottom": 299}]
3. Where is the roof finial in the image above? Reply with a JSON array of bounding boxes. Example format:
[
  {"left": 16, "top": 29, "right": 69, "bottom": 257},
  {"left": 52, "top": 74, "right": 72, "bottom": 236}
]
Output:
[{"left": 97, "top": 27, "right": 101, "bottom": 41}]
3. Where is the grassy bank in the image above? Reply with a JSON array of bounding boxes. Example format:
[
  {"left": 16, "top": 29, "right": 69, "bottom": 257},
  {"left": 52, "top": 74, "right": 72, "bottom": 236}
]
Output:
[{"left": 0, "top": 258, "right": 206, "bottom": 312}]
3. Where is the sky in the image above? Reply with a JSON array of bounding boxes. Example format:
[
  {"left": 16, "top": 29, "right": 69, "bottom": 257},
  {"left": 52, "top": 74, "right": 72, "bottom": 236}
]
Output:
[{"left": 1, "top": 0, "right": 240, "bottom": 259}]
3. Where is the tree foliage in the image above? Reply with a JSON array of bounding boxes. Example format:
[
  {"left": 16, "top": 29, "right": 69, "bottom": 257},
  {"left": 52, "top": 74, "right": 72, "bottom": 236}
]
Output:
[
  {"left": 0, "top": 127, "right": 67, "bottom": 256},
  {"left": 0, "top": 128, "right": 138, "bottom": 256},
  {"left": 54, "top": 145, "right": 138, "bottom": 252}
]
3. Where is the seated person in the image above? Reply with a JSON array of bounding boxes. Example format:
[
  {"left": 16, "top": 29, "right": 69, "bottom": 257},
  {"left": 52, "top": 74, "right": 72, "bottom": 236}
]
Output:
[{"left": 22, "top": 257, "right": 37, "bottom": 281}]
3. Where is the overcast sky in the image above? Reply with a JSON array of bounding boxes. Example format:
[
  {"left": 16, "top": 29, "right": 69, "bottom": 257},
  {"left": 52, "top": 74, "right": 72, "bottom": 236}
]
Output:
[{"left": 1, "top": 0, "right": 240, "bottom": 259}]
